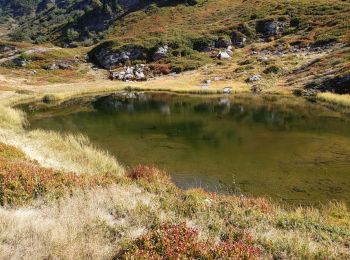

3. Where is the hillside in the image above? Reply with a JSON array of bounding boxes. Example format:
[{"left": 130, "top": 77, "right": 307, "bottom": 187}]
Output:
[
  {"left": 0, "top": 0, "right": 197, "bottom": 44},
  {"left": 0, "top": 0, "right": 349, "bottom": 95}
]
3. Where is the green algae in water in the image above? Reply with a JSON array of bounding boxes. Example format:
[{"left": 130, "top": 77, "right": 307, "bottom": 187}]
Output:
[{"left": 26, "top": 93, "right": 350, "bottom": 206}]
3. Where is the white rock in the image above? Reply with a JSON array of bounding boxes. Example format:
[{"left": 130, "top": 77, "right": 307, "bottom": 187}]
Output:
[
  {"left": 153, "top": 45, "right": 169, "bottom": 61},
  {"left": 223, "top": 87, "right": 232, "bottom": 94},
  {"left": 135, "top": 71, "right": 145, "bottom": 80},
  {"left": 249, "top": 74, "right": 262, "bottom": 82},
  {"left": 124, "top": 73, "right": 134, "bottom": 81},
  {"left": 217, "top": 51, "right": 231, "bottom": 60}
]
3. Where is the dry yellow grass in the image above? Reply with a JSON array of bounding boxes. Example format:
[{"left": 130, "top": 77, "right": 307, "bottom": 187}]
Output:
[
  {"left": 0, "top": 185, "right": 155, "bottom": 259},
  {"left": 317, "top": 92, "right": 350, "bottom": 108},
  {"left": 0, "top": 104, "right": 27, "bottom": 130}
]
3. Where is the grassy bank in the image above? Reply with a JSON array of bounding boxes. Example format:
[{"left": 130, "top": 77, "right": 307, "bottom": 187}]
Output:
[
  {"left": 317, "top": 92, "right": 350, "bottom": 108},
  {"left": 0, "top": 92, "right": 349, "bottom": 259}
]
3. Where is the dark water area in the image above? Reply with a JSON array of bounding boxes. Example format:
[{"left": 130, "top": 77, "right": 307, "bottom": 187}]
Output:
[{"left": 25, "top": 92, "right": 350, "bottom": 206}]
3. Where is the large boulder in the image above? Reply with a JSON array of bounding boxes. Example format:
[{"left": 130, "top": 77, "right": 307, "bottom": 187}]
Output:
[
  {"left": 256, "top": 19, "right": 286, "bottom": 37},
  {"left": 217, "top": 51, "right": 231, "bottom": 60},
  {"left": 0, "top": 44, "right": 17, "bottom": 54},
  {"left": 193, "top": 37, "right": 216, "bottom": 52},
  {"left": 152, "top": 45, "right": 168, "bottom": 61},
  {"left": 231, "top": 31, "right": 247, "bottom": 48},
  {"left": 91, "top": 44, "right": 147, "bottom": 69},
  {"left": 215, "top": 36, "right": 232, "bottom": 48}
]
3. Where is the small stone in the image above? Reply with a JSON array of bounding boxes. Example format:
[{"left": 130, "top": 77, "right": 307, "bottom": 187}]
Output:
[
  {"left": 258, "top": 56, "right": 269, "bottom": 62},
  {"left": 223, "top": 87, "right": 232, "bottom": 94},
  {"left": 249, "top": 74, "right": 262, "bottom": 82},
  {"left": 47, "top": 63, "right": 59, "bottom": 70},
  {"left": 203, "top": 79, "right": 211, "bottom": 85}
]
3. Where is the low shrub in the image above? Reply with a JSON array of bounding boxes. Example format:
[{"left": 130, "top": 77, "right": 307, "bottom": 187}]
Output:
[
  {"left": 150, "top": 63, "right": 172, "bottom": 75},
  {"left": 117, "top": 223, "right": 261, "bottom": 259},
  {"left": 263, "top": 65, "right": 281, "bottom": 74},
  {"left": 127, "top": 165, "right": 171, "bottom": 184},
  {"left": 0, "top": 157, "right": 118, "bottom": 206},
  {"left": 0, "top": 143, "right": 26, "bottom": 160},
  {"left": 312, "top": 35, "right": 338, "bottom": 47}
]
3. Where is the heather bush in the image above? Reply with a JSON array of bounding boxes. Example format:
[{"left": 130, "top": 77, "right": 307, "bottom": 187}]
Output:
[
  {"left": 127, "top": 165, "right": 171, "bottom": 184},
  {"left": 117, "top": 223, "right": 261, "bottom": 259},
  {"left": 0, "top": 157, "right": 119, "bottom": 206},
  {"left": 150, "top": 63, "right": 172, "bottom": 75}
]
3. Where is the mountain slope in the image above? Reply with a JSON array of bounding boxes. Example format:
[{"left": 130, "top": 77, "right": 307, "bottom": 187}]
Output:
[
  {"left": 1, "top": 0, "right": 198, "bottom": 44},
  {"left": 0, "top": 0, "right": 349, "bottom": 94}
]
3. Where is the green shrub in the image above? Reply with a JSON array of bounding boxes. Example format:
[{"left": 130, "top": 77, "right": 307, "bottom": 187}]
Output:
[{"left": 263, "top": 65, "right": 281, "bottom": 74}]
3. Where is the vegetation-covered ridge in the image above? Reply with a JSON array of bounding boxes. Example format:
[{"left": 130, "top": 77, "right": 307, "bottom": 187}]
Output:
[
  {"left": 0, "top": 97, "right": 349, "bottom": 259},
  {"left": 0, "top": 0, "right": 349, "bottom": 96}
]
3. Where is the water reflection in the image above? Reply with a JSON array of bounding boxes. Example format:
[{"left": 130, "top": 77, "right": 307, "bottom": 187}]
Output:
[{"left": 26, "top": 93, "right": 350, "bottom": 206}]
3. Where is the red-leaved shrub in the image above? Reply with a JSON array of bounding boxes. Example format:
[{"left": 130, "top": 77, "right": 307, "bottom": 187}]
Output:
[
  {"left": 127, "top": 165, "right": 171, "bottom": 184},
  {"left": 0, "top": 157, "right": 117, "bottom": 206},
  {"left": 118, "top": 223, "right": 261, "bottom": 259},
  {"left": 151, "top": 63, "right": 172, "bottom": 75}
]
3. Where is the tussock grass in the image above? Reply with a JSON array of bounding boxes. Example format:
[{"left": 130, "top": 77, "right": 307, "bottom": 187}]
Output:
[
  {"left": 0, "top": 185, "right": 154, "bottom": 259},
  {"left": 317, "top": 92, "right": 350, "bottom": 108},
  {"left": 0, "top": 97, "right": 124, "bottom": 176},
  {"left": 26, "top": 131, "right": 124, "bottom": 175},
  {"left": 0, "top": 105, "right": 27, "bottom": 130}
]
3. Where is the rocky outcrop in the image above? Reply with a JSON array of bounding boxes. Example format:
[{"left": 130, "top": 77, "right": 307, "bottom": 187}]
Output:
[
  {"left": 0, "top": 44, "right": 18, "bottom": 54},
  {"left": 152, "top": 46, "right": 168, "bottom": 61},
  {"left": 193, "top": 38, "right": 216, "bottom": 52},
  {"left": 0, "top": 44, "right": 19, "bottom": 59},
  {"left": 91, "top": 45, "right": 147, "bottom": 69},
  {"left": 109, "top": 64, "right": 150, "bottom": 81},
  {"left": 44, "top": 61, "right": 74, "bottom": 70},
  {"left": 306, "top": 74, "right": 350, "bottom": 94},
  {"left": 215, "top": 36, "right": 232, "bottom": 48},
  {"left": 256, "top": 19, "right": 287, "bottom": 37},
  {"left": 231, "top": 31, "right": 247, "bottom": 48},
  {"left": 217, "top": 46, "right": 233, "bottom": 59}
]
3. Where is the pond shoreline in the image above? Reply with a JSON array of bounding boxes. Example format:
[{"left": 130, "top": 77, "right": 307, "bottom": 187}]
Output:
[
  {"left": 1, "top": 82, "right": 350, "bottom": 259},
  {"left": 25, "top": 91, "right": 350, "bottom": 206}
]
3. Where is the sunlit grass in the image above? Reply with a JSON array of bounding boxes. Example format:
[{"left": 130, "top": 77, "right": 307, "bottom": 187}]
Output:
[
  {"left": 0, "top": 104, "right": 27, "bottom": 130},
  {"left": 317, "top": 92, "right": 350, "bottom": 108}
]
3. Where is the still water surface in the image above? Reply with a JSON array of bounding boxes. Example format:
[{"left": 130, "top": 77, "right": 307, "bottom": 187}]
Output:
[{"left": 26, "top": 93, "right": 350, "bottom": 205}]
